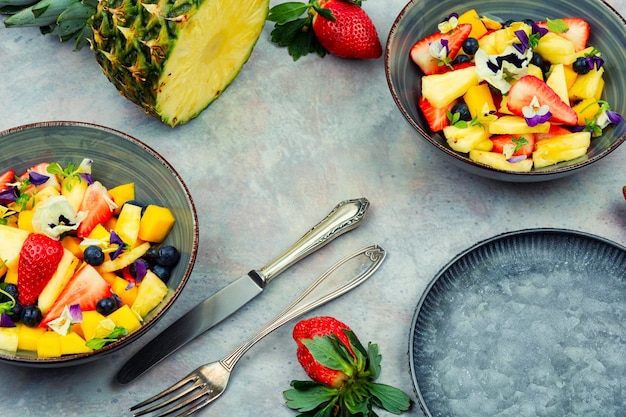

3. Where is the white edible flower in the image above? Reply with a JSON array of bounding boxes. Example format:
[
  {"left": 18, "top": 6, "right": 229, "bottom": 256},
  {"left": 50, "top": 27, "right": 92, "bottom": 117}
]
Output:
[
  {"left": 32, "top": 195, "right": 87, "bottom": 239},
  {"left": 474, "top": 46, "right": 532, "bottom": 94},
  {"left": 438, "top": 15, "right": 458, "bottom": 33},
  {"left": 48, "top": 304, "right": 83, "bottom": 336}
]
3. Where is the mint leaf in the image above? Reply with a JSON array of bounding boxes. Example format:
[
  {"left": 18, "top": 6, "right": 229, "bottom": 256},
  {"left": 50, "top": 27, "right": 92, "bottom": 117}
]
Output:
[
  {"left": 512, "top": 136, "right": 528, "bottom": 153},
  {"left": 546, "top": 18, "right": 569, "bottom": 33},
  {"left": 267, "top": 2, "right": 309, "bottom": 24},
  {"left": 366, "top": 382, "right": 412, "bottom": 414},
  {"left": 85, "top": 326, "right": 127, "bottom": 349}
]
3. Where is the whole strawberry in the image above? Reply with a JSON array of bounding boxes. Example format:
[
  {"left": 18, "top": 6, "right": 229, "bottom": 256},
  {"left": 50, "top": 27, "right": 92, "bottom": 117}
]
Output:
[
  {"left": 18, "top": 233, "right": 64, "bottom": 306},
  {"left": 268, "top": 0, "right": 382, "bottom": 60},
  {"left": 285, "top": 316, "right": 411, "bottom": 416}
]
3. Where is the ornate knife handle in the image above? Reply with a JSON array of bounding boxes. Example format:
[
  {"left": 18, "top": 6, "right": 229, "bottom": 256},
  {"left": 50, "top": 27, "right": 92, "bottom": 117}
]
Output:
[{"left": 255, "top": 198, "right": 370, "bottom": 284}]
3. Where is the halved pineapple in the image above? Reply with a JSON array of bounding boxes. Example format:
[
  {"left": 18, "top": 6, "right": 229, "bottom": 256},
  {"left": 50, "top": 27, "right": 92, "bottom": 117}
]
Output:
[{"left": 90, "top": 0, "right": 270, "bottom": 126}]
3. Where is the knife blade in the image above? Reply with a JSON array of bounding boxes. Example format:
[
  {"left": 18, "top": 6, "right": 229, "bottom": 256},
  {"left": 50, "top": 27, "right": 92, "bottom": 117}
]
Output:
[{"left": 115, "top": 197, "right": 369, "bottom": 384}]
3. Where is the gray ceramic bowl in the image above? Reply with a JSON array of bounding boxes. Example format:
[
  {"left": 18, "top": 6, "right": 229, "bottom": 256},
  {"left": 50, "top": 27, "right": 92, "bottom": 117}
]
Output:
[
  {"left": 385, "top": 0, "right": 626, "bottom": 182},
  {"left": 0, "top": 121, "right": 199, "bottom": 367}
]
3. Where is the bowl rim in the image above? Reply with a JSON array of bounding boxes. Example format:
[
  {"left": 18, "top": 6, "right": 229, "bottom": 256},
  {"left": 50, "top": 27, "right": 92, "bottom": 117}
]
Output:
[
  {"left": 384, "top": 0, "right": 626, "bottom": 180},
  {"left": 0, "top": 120, "right": 200, "bottom": 366}
]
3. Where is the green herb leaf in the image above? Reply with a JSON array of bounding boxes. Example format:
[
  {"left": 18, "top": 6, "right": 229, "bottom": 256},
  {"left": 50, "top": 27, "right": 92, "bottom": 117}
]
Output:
[
  {"left": 267, "top": 2, "right": 310, "bottom": 24},
  {"left": 546, "top": 18, "right": 569, "bottom": 34},
  {"left": 85, "top": 326, "right": 127, "bottom": 349},
  {"left": 511, "top": 136, "right": 528, "bottom": 153},
  {"left": 284, "top": 382, "right": 338, "bottom": 412},
  {"left": 366, "top": 382, "right": 412, "bottom": 414}
]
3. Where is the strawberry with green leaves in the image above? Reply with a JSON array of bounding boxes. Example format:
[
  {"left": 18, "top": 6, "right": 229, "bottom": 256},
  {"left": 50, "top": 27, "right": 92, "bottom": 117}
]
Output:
[
  {"left": 284, "top": 316, "right": 411, "bottom": 416},
  {"left": 268, "top": 0, "right": 381, "bottom": 60}
]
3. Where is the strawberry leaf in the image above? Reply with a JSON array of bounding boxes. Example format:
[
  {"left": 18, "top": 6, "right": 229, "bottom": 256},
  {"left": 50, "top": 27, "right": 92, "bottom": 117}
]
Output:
[
  {"left": 269, "top": 17, "right": 327, "bottom": 61},
  {"left": 267, "top": 2, "right": 310, "bottom": 24},
  {"left": 284, "top": 382, "right": 338, "bottom": 412},
  {"left": 366, "top": 382, "right": 412, "bottom": 414},
  {"left": 302, "top": 335, "right": 354, "bottom": 373},
  {"left": 367, "top": 342, "right": 382, "bottom": 379}
]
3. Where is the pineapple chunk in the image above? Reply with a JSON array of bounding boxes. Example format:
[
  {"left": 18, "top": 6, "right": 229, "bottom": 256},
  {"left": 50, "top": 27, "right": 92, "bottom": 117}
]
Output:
[
  {"left": 443, "top": 125, "right": 490, "bottom": 153},
  {"left": 61, "top": 176, "right": 88, "bottom": 213},
  {"left": 469, "top": 150, "right": 533, "bottom": 172},
  {"left": 546, "top": 64, "right": 570, "bottom": 106},
  {"left": 96, "top": 241, "right": 151, "bottom": 273},
  {"left": 0, "top": 224, "right": 29, "bottom": 277},
  {"left": 527, "top": 64, "right": 544, "bottom": 81},
  {"left": 486, "top": 116, "right": 550, "bottom": 134},
  {"left": 0, "top": 327, "right": 19, "bottom": 354},
  {"left": 534, "top": 32, "right": 576, "bottom": 64},
  {"left": 421, "top": 66, "right": 480, "bottom": 108},
  {"left": 38, "top": 249, "right": 80, "bottom": 315},
  {"left": 114, "top": 203, "right": 142, "bottom": 248},
  {"left": 17, "top": 210, "right": 35, "bottom": 232},
  {"left": 569, "top": 67, "right": 605, "bottom": 101},
  {"left": 131, "top": 271, "right": 169, "bottom": 318},
  {"left": 532, "top": 132, "right": 591, "bottom": 168}
]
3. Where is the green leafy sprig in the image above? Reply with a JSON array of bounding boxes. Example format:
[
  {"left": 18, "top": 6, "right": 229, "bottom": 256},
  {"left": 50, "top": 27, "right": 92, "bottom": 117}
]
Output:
[
  {"left": 85, "top": 326, "right": 128, "bottom": 349},
  {"left": 284, "top": 329, "right": 411, "bottom": 416},
  {"left": 447, "top": 111, "right": 483, "bottom": 129}
]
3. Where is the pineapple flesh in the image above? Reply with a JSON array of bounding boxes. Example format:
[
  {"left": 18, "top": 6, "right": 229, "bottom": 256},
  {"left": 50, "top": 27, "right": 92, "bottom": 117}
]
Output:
[{"left": 90, "top": 0, "right": 269, "bottom": 126}]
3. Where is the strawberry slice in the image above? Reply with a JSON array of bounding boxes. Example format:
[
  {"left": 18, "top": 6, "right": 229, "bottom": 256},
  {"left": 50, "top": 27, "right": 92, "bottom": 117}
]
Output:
[
  {"left": 19, "top": 162, "right": 60, "bottom": 191},
  {"left": 537, "top": 18, "right": 589, "bottom": 51},
  {"left": 491, "top": 133, "right": 536, "bottom": 157},
  {"left": 40, "top": 264, "right": 112, "bottom": 327},
  {"left": 0, "top": 169, "right": 16, "bottom": 203},
  {"left": 17, "top": 233, "right": 64, "bottom": 306},
  {"left": 535, "top": 124, "right": 573, "bottom": 141},
  {"left": 410, "top": 23, "right": 472, "bottom": 75},
  {"left": 76, "top": 181, "right": 116, "bottom": 238},
  {"left": 507, "top": 75, "right": 578, "bottom": 126},
  {"left": 418, "top": 96, "right": 456, "bottom": 132}
]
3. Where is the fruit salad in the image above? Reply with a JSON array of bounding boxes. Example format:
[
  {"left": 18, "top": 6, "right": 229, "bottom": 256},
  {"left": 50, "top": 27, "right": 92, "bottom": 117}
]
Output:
[
  {"left": 0, "top": 159, "right": 179, "bottom": 358},
  {"left": 410, "top": 9, "right": 624, "bottom": 172}
]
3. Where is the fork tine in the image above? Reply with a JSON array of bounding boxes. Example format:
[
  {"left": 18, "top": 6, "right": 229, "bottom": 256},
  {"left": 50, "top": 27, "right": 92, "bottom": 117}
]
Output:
[{"left": 130, "top": 374, "right": 203, "bottom": 416}]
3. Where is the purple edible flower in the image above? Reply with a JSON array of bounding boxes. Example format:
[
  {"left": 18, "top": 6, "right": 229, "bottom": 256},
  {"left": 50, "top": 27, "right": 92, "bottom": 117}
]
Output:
[
  {"left": 0, "top": 187, "right": 17, "bottom": 203},
  {"left": 109, "top": 230, "right": 126, "bottom": 260},
  {"left": 0, "top": 312, "right": 15, "bottom": 328},
  {"left": 133, "top": 260, "right": 147, "bottom": 284},
  {"left": 507, "top": 155, "right": 528, "bottom": 163},
  {"left": 513, "top": 30, "right": 529, "bottom": 54},
  {"left": 525, "top": 111, "right": 552, "bottom": 127},
  {"left": 28, "top": 171, "right": 49, "bottom": 186},
  {"left": 606, "top": 110, "right": 624, "bottom": 125},
  {"left": 585, "top": 55, "right": 604, "bottom": 70},
  {"left": 80, "top": 173, "right": 94, "bottom": 185},
  {"left": 68, "top": 303, "right": 83, "bottom": 323},
  {"left": 531, "top": 22, "right": 548, "bottom": 37}
]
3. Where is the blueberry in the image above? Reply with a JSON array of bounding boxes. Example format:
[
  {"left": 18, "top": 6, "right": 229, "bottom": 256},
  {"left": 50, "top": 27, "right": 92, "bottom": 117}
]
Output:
[
  {"left": 503, "top": 19, "right": 515, "bottom": 27},
  {"left": 96, "top": 297, "right": 119, "bottom": 316},
  {"left": 152, "top": 265, "right": 171, "bottom": 283},
  {"left": 84, "top": 245, "right": 105, "bottom": 266},
  {"left": 461, "top": 37, "right": 479, "bottom": 55},
  {"left": 522, "top": 18, "right": 536, "bottom": 27},
  {"left": 0, "top": 283, "right": 19, "bottom": 302},
  {"left": 144, "top": 245, "right": 159, "bottom": 264},
  {"left": 530, "top": 53, "right": 550, "bottom": 74},
  {"left": 451, "top": 103, "right": 472, "bottom": 121},
  {"left": 10, "top": 302, "right": 23, "bottom": 323},
  {"left": 155, "top": 246, "right": 180, "bottom": 268},
  {"left": 572, "top": 57, "right": 591, "bottom": 75},
  {"left": 451, "top": 54, "right": 471, "bottom": 65},
  {"left": 21, "top": 305, "right": 42, "bottom": 327}
]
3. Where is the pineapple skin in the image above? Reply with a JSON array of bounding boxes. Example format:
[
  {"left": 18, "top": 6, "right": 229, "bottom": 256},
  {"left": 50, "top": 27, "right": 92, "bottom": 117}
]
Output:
[{"left": 90, "top": 0, "right": 269, "bottom": 126}]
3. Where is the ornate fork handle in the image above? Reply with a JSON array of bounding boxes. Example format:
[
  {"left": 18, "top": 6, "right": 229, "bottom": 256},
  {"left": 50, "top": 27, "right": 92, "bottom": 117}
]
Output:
[{"left": 220, "top": 245, "right": 386, "bottom": 372}]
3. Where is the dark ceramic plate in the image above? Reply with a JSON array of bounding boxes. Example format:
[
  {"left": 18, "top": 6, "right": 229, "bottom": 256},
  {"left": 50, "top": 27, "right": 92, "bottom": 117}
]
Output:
[
  {"left": 409, "top": 229, "right": 626, "bottom": 417},
  {"left": 0, "top": 121, "right": 199, "bottom": 367},
  {"left": 386, "top": 0, "right": 626, "bottom": 182}
]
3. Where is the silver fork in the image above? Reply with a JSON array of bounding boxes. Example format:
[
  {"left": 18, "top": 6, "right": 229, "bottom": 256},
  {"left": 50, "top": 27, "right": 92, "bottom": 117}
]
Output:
[{"left": 129, "top": 244, "right": 386, "bottom": 417}]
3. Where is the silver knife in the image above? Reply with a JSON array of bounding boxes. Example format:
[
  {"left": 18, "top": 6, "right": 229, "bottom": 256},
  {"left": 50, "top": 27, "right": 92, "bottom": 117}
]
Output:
[{"left": 115, "top": 197, "right": 370, "bottom": 384}]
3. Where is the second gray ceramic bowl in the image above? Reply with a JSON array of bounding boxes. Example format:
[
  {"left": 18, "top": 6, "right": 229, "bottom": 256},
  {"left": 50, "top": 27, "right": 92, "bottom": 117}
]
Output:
[
  {"left": 385, "top": 0, "right": 626, "bottom": 182},
  {"left": 0, "top": 121, "right": 199, "bottom": 367}
]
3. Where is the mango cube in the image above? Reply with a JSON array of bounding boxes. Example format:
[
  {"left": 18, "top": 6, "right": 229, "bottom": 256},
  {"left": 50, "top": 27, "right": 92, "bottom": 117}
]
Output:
[
  {"left": 77, "top": 310, "right": 107, "bottom": 341},
  {"left": 112, "top": 276, "right": 139, "bottom": 306},
  {"left": 17, "top": 324, "right": 46, "bottom": 351},
  {"left": 37, "top": 331, "right": 62, "bottom": 358},
  {"left": 138, "top": 205, "right": 176, "bottom": 243},
  {"left": 60, "top": 332, "right": 92, "bottom": 355},
  {"left": 108, "top": 183, "right": 135, "bottom": 215}
]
